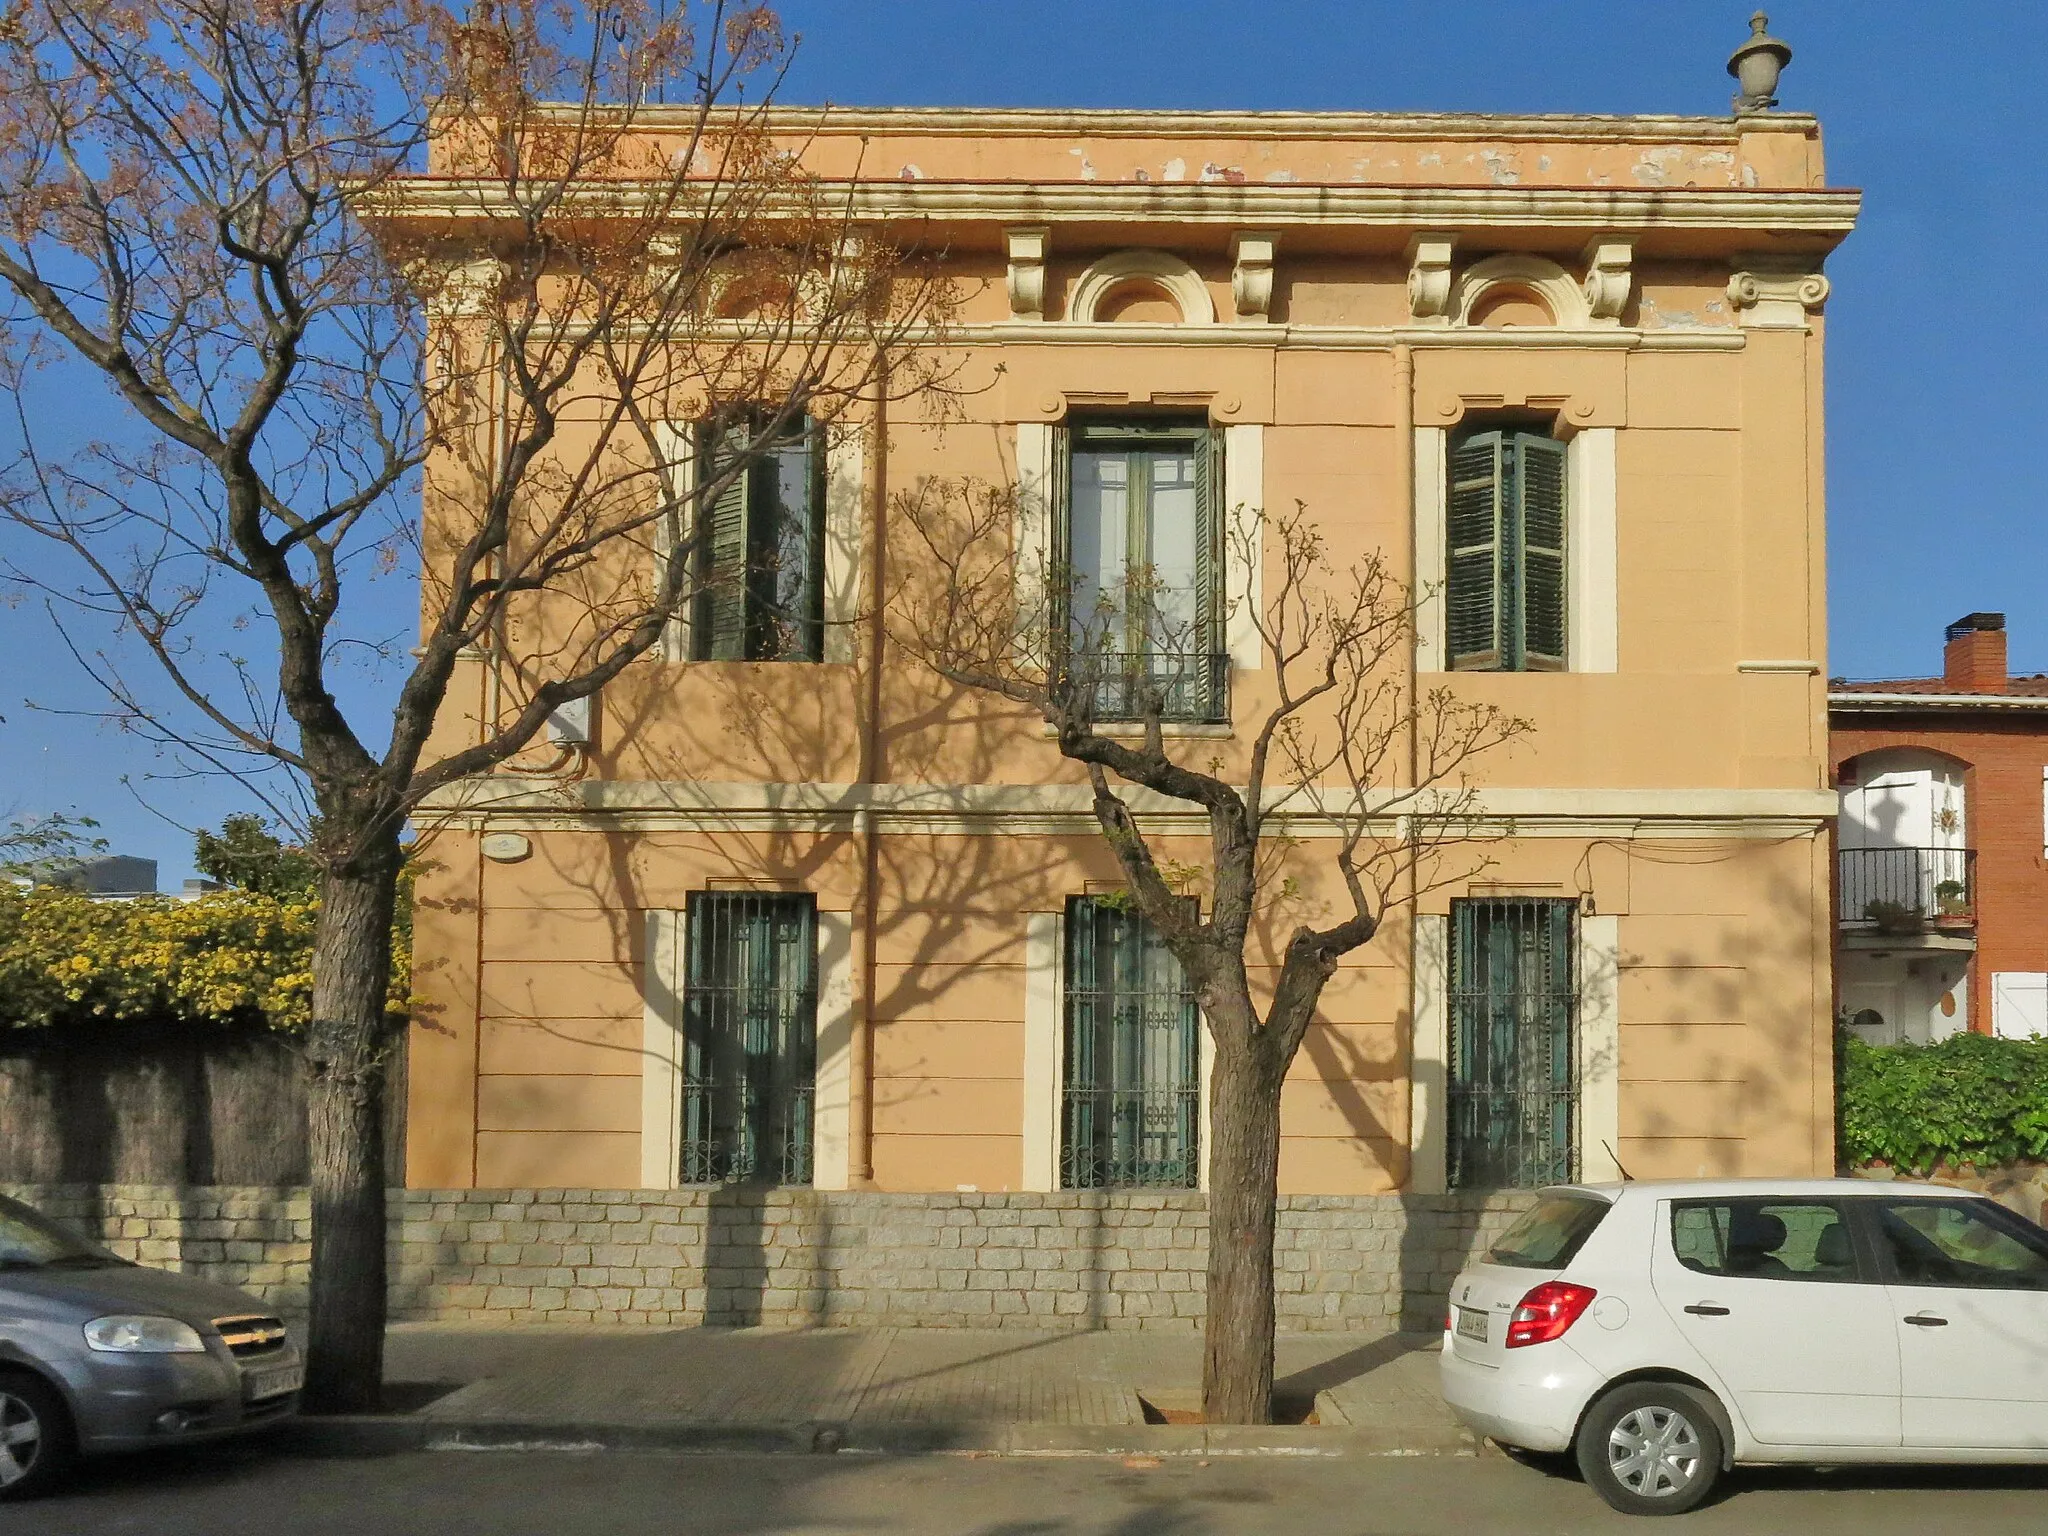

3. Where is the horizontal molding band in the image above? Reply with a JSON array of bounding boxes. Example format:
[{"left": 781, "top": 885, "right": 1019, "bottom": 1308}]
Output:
[
  {"left": 1829, "top": 691, "right": 2048, "bottom": 713},
  {"left": 370, "top": 179, "right": 1860, "bottom": 236},
  {"left": 536, "top": 317, "right": 1751, "bottom": 352},
  {"left": 566, "top": 104, "right": 1814, "bottom": 145},
  {"left": 417, "top": 779, "right": 1834, "bottom": 840}
]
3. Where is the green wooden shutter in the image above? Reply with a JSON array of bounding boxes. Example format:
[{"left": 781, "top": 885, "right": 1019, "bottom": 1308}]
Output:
[
  {"left": 693, "top": 425, "right": 752, "bottom": 661},
  {"left": 1049, "top": 423, "right": 1073, "bottom": 672},
  {"left": 1515, "top": 434, "right": 1568, "bottom": 669},
  {"left": 1446, "top": 432, "right": 1505, "bottom": 669},
  {"left": 1195, "top": 428, "right": 1223, "bottom": 661}
]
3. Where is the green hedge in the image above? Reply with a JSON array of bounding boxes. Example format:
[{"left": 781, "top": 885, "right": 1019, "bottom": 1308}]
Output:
[{"left": 1840, "top": 1032, "right": 2048, "bottom": 1174}]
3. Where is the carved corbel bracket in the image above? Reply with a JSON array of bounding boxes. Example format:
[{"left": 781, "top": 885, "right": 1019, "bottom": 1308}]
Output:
[
  {"left": 1231, "top": 231, "right": 1279, "bottom": 322},
  {"left": 411, "top": 255, "right": 507, "bottom": 318},
  {"left": 1406, "top": 233, "right": 1457, "bottom": 325},
  {"left": 1581, "top": 238, "right": 1635, "bottom": 326},
  {"left": 1726, "top": 257, "right": 1830, "bottom": 329},
  {"left": 1006, "top": 226, "right": 1050, "bottom": 321}
]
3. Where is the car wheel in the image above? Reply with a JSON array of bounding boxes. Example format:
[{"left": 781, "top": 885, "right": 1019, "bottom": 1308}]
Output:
[
  {"left": 0, "top": 1372, "right": 76, "bottom": 1500},
  {"left": 1574, "top": 1383, "right": 1723, "bottom": 1516}
]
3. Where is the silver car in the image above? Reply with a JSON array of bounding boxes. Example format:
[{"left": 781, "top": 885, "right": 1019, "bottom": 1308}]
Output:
[{"left": 0, "top": 1192, "right": 302, "bottom": 1497}]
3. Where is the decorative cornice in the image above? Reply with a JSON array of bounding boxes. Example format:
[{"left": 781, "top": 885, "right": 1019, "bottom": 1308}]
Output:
[
  {"left": 1230, "top": 231, "right": 1278, "bottom": 322},
  {"left": 363, "top": 179, "right": 1861, "bottom": 240},
  {"left": 415, "top": 779, "right": 1835, "bottom": 840},
  {"left": 1829, "top": 691, "right": 2048, "bottom": 714},
  {"left": 1004, "top": 226, "right": 1048, "bottom": 321},
  {"left": 1727, "top": 256, "right": 1831, "bottom": 328},
  {"left": 527, "top": 104, "right": 1820, "bottom": 144}
]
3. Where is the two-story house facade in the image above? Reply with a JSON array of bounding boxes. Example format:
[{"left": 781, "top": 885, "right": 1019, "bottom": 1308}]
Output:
[
  {"left": 1833, "top": 614, "right": 2048, "bottom": 1044},
  {"left": 384, "top": 104, "right": 1856, "bottom": 1327}
]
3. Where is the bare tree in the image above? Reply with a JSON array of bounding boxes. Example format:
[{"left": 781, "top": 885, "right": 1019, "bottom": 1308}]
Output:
[
  {"left": 0, "top": 0, "right": 952, "bottom": 1409},
  {"left": 894, "top": 479, "right": 1530, "bottom": 1424}
]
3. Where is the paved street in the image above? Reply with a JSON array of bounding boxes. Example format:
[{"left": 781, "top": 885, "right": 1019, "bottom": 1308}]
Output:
[{"left": 8, "top": 1445, "right": 2048, "bottom": 1535}]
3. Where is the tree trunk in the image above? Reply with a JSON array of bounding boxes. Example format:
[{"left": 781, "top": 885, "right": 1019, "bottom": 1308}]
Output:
[
  {"left": 301, "top": 837, "right": 402, "bottom": 1414},
  {"left": 1201, "top": 1035, "right": 1285, "bottom": 1423}
]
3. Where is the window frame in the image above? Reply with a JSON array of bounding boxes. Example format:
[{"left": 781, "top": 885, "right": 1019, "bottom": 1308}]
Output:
[
  {"left": 1052, "top": 415, "right": 1228, "bottom": 724},
  {"left": 689, "top": 413, "right": 827, "bottom": 663},
  {"left": 1445, "top": 421, "right": 1569, "bottom": 674},
  {"left": 1667, "top": 1197, "right": 1885, "bottom": 1286},
  {"left": 1858, "top": 1194, "right": 2048, "bottom": 1292},
  {"left": 678, "top": 890, "right": 820, "bottom": 1186},
  {"left": 1446, "top": 896, "right": 1579, "bottom": 1190},
  {"left": 1059, "top": 893, "right": 1202, "bottom": 1191}
]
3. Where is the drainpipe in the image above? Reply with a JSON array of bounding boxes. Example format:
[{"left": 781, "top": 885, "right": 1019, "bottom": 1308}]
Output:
[{"left": 848, "top": 364, "right": 889, "bottom": 1189}]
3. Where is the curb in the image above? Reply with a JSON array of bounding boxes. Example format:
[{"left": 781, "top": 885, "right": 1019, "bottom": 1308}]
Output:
[{"left": 280, "top": 1415, "right": 1477, "bottom": 1460}]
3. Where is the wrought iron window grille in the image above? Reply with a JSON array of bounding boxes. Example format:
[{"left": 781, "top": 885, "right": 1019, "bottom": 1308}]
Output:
[{"left": 679, "top": 892, "right": 818, "bottom": 1185}]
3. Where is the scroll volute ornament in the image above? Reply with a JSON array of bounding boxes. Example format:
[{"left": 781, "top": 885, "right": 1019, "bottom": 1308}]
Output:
[
  {"left": 1006, "top": 227, "right": 1049, "bottom": 321},
  {"left": 1230, "top": 231, "right": 1278, "bottom": 322},
  {"left": 1726, "top": 256, "right": 1830, "bottom": 328},
  {"left": 1407, "top": 233, "right": 1456, "bottom": 324},
  {"left": 1580, "top": 239, "right": 1634, "bottom": 326}
]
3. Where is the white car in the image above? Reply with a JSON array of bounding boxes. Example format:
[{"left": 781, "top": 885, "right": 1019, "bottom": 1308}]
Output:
[{"left": 1440, "top": 1178, "right": 2048, "bottom": 1515}]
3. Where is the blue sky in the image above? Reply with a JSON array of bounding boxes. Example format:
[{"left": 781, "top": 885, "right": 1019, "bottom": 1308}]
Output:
[{"left": 3, "top": 0, "right": 2042, "bottom": 884}]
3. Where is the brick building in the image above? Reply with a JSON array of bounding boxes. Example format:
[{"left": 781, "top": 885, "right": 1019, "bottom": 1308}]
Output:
[{"left": 1832, "top": 613, "right": 2048, "bottom": 1043}]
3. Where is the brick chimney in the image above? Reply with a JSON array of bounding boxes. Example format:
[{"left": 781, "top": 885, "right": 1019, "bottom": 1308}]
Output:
[{"left": 1943, "top": 612, "right": 2007, "bottom": 691}]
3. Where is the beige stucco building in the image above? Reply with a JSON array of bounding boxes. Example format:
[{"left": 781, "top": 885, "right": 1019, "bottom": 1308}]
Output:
[{"left": 399, "top": 105, "right": 1855, "bottom": 1228}]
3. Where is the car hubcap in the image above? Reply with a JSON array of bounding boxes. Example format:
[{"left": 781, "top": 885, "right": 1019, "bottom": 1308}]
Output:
[
  {"left": 1607, "top": 1405, "right": 1702, "bottom": 1499},
  {"left": 0, "top": 1395, "right": 41, "bottom": 1487}
]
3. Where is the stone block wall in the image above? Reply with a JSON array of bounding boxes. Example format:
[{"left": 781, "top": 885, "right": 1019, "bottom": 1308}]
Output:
[{"left": 6, "top": 1185, "right": 1537, "bottom": 1332}]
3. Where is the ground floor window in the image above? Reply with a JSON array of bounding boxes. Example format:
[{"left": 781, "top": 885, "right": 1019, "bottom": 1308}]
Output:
[
  {"left": 680, "top": 892, "right": 817, "bottom": 1184},
  {"left": 1061, "top": 896, "right": 1200, "bottom": 1189},
  {"left": 1448, "top": 897, "right": 1577, "bottom": 1189}
]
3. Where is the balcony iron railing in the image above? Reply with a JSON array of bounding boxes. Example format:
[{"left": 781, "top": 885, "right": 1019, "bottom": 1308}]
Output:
[
  {"left": 1838, "top": 846, "right": 1976, "bottom": 932},
  {"left": 1053, "top": 649, "right": 1229, "bottom": 726}
]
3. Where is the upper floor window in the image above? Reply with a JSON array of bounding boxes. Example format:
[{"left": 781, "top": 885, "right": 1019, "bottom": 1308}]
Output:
[
  {"left": 692, "top": 415, "right": 824, "bottom": 662},
  {"left": 1448, "top": 426, "right": 1566, "bottom": 672},
  {"left": 1055, "top": 418, "right": 1226, "bottom": 722}
]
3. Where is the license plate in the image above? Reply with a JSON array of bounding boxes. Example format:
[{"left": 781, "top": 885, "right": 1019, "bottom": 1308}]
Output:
[
  {"left": 1455, "top": 1306, "right": 1490, "bottom": 1344},
  {"left": 244, "top": 1361, "right": 304, "bottom": 1401}
]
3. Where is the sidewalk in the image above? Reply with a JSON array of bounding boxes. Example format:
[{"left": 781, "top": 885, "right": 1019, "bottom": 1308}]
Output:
[{"left": 292, "top": 1325, "right": 1473, "bottom": 1457}]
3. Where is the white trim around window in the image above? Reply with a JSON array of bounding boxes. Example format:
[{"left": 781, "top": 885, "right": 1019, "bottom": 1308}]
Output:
[
  {"left": 1411, "top": 424, "right": 1618, "bottom": 674},
  {"left": 822, "top": 426, "right": 866, "bottom": 665},
  {"left": 1577, "top": 914, "right": 1622, "bottom": 1182},
  {"left": 639, "top": 906, "right": 685, "bottom": 1188},
  {"left": 1567, "top": 428, "right": 1619, "bottom": 673},
  {"left": 1223, "top": 423, "right": 1264, "bottom": 670},
  {"left": 1407, "top": 911, "right": 1450, "bottom": 1196},
  {"left": 1412, "top": 428, "right": 1448, "bottom": 674},
  {"left": 1021, "top": 909, "right": 1063, "bottom": 1192},
  {"left": 812, "top": 909, "right": 856, "bottom": 1189},
  {"left": 652, "top": 424, "right": 697, "bottom": 662},
  {"left": 1013, "top": 422, "right": 1057, "bottom": 645}
]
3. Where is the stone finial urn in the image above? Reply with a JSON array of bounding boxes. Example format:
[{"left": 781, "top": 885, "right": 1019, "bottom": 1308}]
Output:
[{"left": 1728, "top": 11, "right": 1792, "bottom": 112}]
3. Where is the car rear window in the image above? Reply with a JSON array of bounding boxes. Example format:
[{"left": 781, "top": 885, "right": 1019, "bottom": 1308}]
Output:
[{"left": 1486, "top": 1194, "right": 1611, "bottom": 1270}]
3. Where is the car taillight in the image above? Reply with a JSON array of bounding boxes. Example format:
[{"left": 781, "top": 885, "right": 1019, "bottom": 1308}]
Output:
[{"left": 1505, "top": 1282, "right": 1597, "bottom": 1348}]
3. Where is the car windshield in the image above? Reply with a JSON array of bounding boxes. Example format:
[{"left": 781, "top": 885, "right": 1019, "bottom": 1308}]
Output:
[
  {"left": 1487, "top": 1194, "right": 1612, "bottom": 1270},
  {"left": 0, "top": 1195, "right": 122, "bottom": 1269}
]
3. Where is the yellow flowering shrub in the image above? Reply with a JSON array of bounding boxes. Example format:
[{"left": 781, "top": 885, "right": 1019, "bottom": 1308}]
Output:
[{"left": 0, "top": 883, "right": 410, "bottom": 1032}]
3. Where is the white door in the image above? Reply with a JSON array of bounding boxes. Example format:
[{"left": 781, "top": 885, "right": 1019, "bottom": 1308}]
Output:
[
  {"left": 1651, "top": 1196, "right": 1900, "bottom": 1447},
  {"left": 1865, "top": 1195, "right": 2048, "bottom": 1450},
  {"left": 1992, "top": 973, "right": 2048, "bottom": 1040}
]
